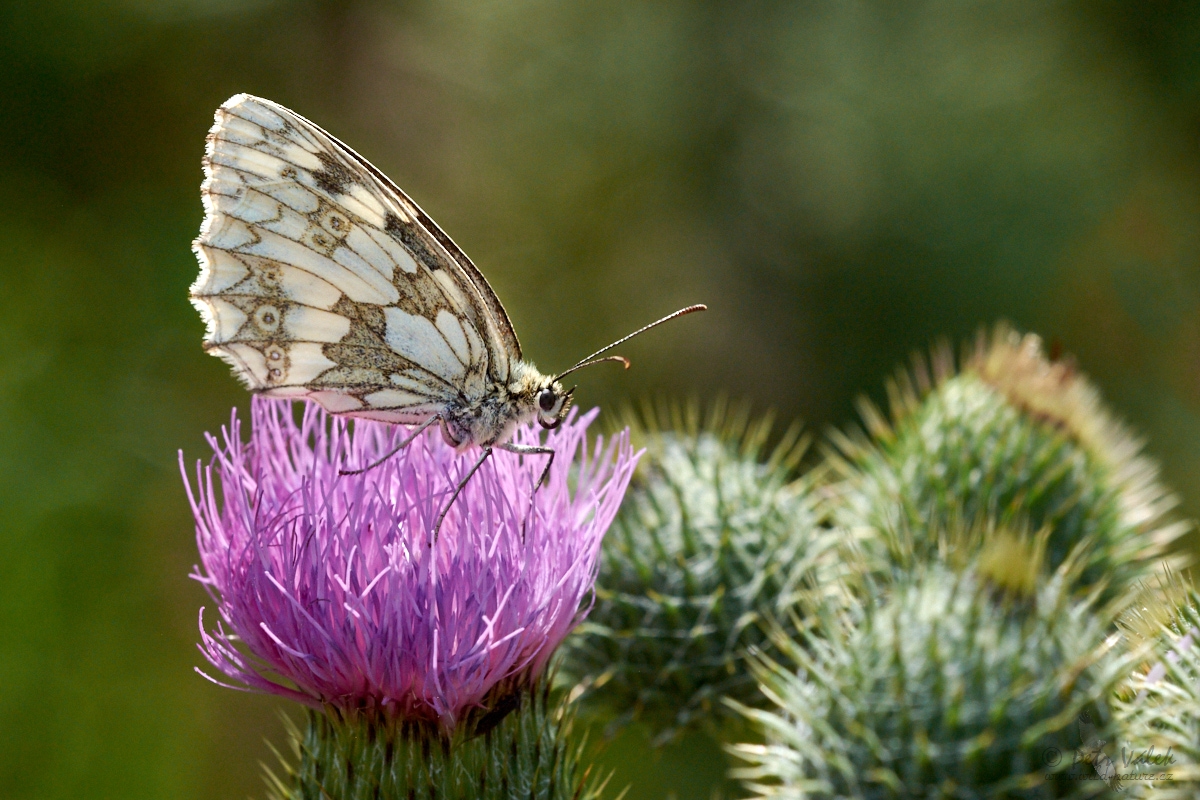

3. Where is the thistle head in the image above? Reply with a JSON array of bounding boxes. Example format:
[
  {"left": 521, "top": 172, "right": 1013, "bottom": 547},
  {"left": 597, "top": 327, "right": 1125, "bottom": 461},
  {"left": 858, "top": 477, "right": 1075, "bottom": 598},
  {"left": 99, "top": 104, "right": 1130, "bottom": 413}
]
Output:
[
  {"left": 731, "top": 560, "right": 1131, "bottom": 799},
  {"left": 181, "top": 397, "right": 638, "bottom": 729},
  {"left": 561, "top": 399, "right": 839, "bottom": 742},
  {"left": 825, "top": 323, "right": 1188, "bottom": 599}
]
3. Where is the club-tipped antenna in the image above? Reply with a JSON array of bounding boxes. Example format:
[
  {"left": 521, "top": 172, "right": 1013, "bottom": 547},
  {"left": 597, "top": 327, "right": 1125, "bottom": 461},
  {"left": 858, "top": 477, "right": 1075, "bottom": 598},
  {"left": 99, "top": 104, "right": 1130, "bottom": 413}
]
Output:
[{"left": 553, "top": 304, "right": 707, "bottom": 382}]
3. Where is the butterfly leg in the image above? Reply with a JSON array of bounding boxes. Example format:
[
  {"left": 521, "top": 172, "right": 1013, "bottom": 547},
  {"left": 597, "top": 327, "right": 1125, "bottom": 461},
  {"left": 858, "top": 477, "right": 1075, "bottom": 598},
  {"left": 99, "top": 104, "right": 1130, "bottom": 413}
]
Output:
[
  {"left": 497, "top": 441, "right": 555, "bottom": 489},
  {"left": 339, "top": 414, "right": 441, "bottom": 476},
  {"left": 431, "top": 446, "right": 493, "bottom": 543}
]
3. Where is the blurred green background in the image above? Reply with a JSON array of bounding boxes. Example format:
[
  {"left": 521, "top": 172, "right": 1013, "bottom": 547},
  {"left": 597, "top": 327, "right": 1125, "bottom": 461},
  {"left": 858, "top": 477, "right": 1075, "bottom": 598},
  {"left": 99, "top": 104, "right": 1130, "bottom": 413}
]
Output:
[{"left": 4, "top": 1, "right": 1200, "bottom": 797}]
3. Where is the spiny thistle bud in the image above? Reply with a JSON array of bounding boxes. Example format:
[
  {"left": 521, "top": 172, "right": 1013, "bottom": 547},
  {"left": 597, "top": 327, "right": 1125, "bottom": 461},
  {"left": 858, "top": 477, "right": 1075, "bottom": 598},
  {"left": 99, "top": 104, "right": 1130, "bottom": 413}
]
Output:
[
  {"left": 561, "top": 400, "right": 840, "bottom": 742},
  {"left": 825, "top": 324, "right": 1186, "bottom": 599},
  {"left": 182, "top": 398, "right": 637, "bottom": 799},
  {"left": 730, "top": 560, "right": 1131, "bottom": 799},
  {"left": 1115, "top": 574, "right": 1200, "bottom": 796}
]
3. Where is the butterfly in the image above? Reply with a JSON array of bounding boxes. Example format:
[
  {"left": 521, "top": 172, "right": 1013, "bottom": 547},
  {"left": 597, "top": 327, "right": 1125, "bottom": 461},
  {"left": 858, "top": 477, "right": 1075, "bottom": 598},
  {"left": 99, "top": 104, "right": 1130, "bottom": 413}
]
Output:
[{"left": 190, "top": 93, "right": 705, "bottom": 535}]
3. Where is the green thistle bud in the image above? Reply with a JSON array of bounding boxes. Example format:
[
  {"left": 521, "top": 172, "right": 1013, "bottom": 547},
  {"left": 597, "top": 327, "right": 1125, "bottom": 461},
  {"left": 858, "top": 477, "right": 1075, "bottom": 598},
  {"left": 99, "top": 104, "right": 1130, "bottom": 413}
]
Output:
[
  {"left": 561, "top": 400, "right": 840, "bottom": 741},
  {"left": 266, "top": 682, "right": 604, "bottom": 800},
  {"left": 730, "top": 560, "right": 1131, "bottom": 799},
  {"left": 826, "top": 324, "right": 1187, "bottom": 598}
]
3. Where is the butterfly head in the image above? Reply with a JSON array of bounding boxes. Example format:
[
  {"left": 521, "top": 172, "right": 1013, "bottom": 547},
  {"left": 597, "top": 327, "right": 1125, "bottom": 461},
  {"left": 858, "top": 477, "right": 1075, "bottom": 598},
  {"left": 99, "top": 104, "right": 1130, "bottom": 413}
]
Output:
[{"left": 535, "top": 382, "right": 575, "bottom": 430}]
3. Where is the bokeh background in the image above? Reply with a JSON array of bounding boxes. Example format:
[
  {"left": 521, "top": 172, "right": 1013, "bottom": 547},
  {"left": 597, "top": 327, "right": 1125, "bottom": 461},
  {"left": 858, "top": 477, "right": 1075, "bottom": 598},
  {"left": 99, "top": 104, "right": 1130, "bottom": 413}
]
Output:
[{"left": 4, "top": 1, "right": 1200, "bottom": 797}]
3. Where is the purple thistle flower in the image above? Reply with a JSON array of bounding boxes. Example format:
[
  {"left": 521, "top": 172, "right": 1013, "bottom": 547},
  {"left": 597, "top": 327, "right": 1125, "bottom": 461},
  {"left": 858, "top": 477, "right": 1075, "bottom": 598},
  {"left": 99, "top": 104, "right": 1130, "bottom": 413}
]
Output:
[{"left": 182, "top": 397, "right": 637, "bottom": 728}]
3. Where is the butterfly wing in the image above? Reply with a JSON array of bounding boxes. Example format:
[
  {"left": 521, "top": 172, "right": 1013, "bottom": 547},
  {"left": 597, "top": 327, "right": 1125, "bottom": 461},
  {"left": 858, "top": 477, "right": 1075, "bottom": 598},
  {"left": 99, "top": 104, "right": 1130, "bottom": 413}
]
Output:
[{"left": 191, "top": 93, "right": 521, "bottom": 424}]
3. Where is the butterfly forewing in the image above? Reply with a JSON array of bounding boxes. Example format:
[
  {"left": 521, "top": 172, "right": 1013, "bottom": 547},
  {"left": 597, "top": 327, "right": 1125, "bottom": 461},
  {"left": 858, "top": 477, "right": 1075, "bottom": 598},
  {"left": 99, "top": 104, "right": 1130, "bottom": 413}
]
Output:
[{"left": 191, "top": 93, "right": 520, "bottom": 424}]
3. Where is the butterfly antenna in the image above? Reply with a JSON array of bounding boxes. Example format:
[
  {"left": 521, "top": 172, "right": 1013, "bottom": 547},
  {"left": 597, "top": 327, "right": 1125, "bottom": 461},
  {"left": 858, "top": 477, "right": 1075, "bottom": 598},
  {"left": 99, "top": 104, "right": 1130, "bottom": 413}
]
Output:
[{"left": 553, "top": 304, "right": 707, "bottom": 382}]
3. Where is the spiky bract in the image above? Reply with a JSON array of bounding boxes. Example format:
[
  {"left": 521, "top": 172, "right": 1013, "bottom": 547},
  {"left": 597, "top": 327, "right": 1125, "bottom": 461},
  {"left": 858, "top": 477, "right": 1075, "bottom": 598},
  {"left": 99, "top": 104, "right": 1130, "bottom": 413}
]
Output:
[
  {"left": 562, "top": 401, "right": 839, "bottom": 741},
  {"left": 731, "top": 563, "right": 1130, "bottom": 800},
  {"left": 266, "top": 681, "right": 606, "bottom": 800},
  {"left": 826, "top": 324, "right": 1185, "bottom": 599}
]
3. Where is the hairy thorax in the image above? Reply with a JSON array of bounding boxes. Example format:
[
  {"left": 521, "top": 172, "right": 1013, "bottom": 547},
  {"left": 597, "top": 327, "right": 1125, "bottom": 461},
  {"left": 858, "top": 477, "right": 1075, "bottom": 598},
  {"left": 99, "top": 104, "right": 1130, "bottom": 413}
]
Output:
[{"left": 440, "top": 361, "right": 548, "bottom": 449}]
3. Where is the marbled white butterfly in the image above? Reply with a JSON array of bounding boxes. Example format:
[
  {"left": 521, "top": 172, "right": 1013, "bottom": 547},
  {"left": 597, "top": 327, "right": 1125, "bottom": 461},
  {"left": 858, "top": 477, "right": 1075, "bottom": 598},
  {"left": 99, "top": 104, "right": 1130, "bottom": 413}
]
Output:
[{"left": 190, "top": 94, "right": 704, "bottom": 532}]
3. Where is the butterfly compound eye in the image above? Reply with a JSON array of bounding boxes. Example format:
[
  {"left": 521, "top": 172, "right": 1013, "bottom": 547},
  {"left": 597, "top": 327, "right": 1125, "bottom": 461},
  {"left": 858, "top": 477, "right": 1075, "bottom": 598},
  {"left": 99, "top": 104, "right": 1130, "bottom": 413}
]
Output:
[{"left": 538, "top": 388, "right": 557, "bottom": 413}]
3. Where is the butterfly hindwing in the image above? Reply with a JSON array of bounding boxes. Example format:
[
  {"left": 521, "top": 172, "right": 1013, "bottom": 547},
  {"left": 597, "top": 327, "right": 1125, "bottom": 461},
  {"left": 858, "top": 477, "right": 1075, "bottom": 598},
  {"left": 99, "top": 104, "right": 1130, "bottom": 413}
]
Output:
[{"left": 191, "top": 93, "right": 519, "bottom": 424}]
